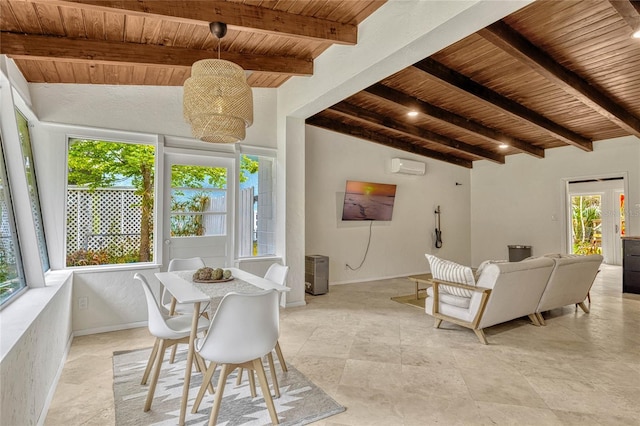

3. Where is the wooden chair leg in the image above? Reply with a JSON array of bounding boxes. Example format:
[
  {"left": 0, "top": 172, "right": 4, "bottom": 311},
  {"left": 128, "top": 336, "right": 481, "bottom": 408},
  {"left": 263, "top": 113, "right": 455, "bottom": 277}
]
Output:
[
  {"left": 144, "top": 339, "right": 167, "bottom": 411},
  {"left": 473, "top": 328, "right": 488, "bottom": 345},
  {"left": 236, "top": 368, "right": 244, "bottom": 386},
  {"left": 194, "top": 354, "right": 214, "bottom": 394},
  {"left": 248, "top": 369, "right": 257, "bottom": 398},
  {"left": 253, "top": 359, "right": 279, "bottom": 425},
  {"left": 169, "top": 343, "right": 178, "bottom": 364},
  {"left": 141, "top": 338, "right": 159, "bottom": 385},
  {"left": 192, "top": 362, "right": 217, "bottom": 414},
  {"left": 267, "top": 352, "right": 280, "bottom": 398},
  {"left": 528, "top": 314, "right": 540, "bottom": 326},
  {"left": 274, "top": 340, "right": 288, "bottom": 372},
  {"left": 208, "top": 364, "right": 232, "bottom": 426},
  {"left": 536, "top": 312, "right": 546, "bottom": 326},
  {"left": 577, "top": 301, "right": 590, "bottom": 313},
  {"left": 434, "top": 318, "right": 442, "bottom": 329}
]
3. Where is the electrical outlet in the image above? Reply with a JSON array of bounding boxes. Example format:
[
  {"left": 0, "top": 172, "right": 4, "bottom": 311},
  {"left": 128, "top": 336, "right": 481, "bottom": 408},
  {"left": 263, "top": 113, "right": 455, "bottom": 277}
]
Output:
[{"left": 78, "top": 297, "right": 88, "bottom": 310}]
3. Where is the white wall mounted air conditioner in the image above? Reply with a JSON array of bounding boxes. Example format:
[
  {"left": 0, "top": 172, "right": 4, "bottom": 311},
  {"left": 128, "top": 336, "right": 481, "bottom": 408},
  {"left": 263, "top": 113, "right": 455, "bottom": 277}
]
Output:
[{"left": 390, "top": 158, "right": 426, "bottom": 175}]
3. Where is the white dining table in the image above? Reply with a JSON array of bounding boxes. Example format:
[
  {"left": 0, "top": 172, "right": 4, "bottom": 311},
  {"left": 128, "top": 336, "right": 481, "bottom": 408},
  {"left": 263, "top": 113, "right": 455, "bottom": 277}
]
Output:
[{"left": 154, "top": 267, "right": 290, "bottom": 426}]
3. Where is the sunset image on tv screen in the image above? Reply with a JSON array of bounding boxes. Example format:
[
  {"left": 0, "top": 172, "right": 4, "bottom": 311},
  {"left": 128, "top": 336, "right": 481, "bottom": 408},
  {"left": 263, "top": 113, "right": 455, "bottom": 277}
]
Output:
[{"left": 342, "top": 181, "right": 397, "bottom": 221}]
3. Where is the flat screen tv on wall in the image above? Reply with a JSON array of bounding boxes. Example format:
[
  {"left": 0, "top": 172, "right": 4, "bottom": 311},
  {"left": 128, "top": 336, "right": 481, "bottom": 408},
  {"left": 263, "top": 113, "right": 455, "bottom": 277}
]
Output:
[{"left": 342, "top": 180, "right": 397, "bottom": 221}]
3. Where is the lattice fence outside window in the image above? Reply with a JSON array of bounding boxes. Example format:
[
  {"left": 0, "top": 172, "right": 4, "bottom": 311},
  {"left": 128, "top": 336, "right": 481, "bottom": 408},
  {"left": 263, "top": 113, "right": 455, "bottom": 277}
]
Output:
[{"left": 66, "top": 187, "right": 143, "bottom": 256}]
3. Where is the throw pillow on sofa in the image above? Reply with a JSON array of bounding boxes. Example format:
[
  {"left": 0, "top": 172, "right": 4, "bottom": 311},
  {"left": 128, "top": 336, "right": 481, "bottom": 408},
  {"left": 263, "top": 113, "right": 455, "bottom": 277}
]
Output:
[
  {"left": 425, "top": 254, "right": 475, "bottom": 297},
  {"left": 475, "top": 259, "right": 509, "bottom": 279}
]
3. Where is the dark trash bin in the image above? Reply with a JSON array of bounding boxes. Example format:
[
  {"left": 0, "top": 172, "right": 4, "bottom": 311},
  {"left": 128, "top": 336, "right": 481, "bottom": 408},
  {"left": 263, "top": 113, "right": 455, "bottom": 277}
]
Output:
[{"left": 508, "top": 245, "right": 532, "bottom": 262}]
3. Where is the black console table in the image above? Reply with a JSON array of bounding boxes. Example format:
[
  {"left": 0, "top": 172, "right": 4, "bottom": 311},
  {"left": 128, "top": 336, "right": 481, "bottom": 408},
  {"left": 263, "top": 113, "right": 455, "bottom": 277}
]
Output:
[{"left": 623, "top": 237, "right": 640, "bottom": 294}]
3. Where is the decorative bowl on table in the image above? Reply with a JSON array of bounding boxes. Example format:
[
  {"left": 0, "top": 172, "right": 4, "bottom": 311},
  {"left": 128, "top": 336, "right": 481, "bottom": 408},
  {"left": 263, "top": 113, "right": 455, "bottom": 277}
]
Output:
[{"left": 193, "top": 267, "right": 233, "bottom": 283}]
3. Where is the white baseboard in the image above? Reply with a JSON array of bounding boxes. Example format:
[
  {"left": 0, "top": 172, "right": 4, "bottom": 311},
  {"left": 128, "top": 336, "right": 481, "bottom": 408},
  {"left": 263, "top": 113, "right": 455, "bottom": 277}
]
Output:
[
  {"left": 37, "top": 332, "right": 74, "bottom": 426},
  {"left": 73, "top": 321, "right": 147, "bottom": 337}
]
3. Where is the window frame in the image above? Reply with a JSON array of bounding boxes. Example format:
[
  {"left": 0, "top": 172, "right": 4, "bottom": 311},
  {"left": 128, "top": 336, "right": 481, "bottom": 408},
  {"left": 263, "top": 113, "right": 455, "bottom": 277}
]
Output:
[
  {"left": 0, "top": 136, "right": 27, "bottom": 308},
  {"left": 236, "top": 145, "right": 277, "bottom": 259},
  {"left": 15, "top": 108, "right": 50, "bottom": 273},
  {"left": 64, "top": 131, "right": 162, "bottom": 270},
  {"left": 0, "top": 78, "right": 49, "bottom": 302}
]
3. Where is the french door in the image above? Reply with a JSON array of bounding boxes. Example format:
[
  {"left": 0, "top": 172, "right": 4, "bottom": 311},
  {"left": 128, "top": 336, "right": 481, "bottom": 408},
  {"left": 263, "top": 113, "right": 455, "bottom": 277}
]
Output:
[
  {"left": 162, "top": 152, "right": 234, "bottom": 269},
  {"left": 567, "top": 178, "right": 625, "bottom": 265}
]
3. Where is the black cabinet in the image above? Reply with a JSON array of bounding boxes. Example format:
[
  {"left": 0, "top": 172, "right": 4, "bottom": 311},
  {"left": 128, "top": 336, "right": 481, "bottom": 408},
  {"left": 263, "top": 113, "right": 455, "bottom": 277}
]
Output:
[{"left": 623, "top": 238, "right": 640, "bottom": 294}]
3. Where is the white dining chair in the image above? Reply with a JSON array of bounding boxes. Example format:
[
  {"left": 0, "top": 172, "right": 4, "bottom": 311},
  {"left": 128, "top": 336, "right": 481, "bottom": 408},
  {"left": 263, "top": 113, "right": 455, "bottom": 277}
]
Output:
[
  {"left": 163, "top": 257, "right": 207, "bottom": 314},
  {"left": 135, "top": 273, "right": 210, "bottom": 412},
  {"left": 264, "top": 263, "right": 289, "bottom": 371},
  {"left": 164, "top": 257, "right": 209, "bottom": 364},
  {"left": 236, "top": 263, "right": 289, "bottom": 393},
  {"left": 192, "top": 289, "right": 281, "bottom": 425}
]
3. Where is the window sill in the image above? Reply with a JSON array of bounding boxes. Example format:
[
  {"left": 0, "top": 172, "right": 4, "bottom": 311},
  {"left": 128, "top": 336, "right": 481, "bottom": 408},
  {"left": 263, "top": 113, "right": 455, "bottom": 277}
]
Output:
[
  {"left": 66, "top": 262, "right": 160, "bottom": 275},
  {"left": 235, "top": 255, "right": 281, "bottom": 263},
  {"left": 0, "top": 270, "right": 73, "bottom": 362}
]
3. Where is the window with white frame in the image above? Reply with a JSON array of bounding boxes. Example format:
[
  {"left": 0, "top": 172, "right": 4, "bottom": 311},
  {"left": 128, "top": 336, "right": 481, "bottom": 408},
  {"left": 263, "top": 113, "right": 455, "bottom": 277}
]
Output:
[
  {"left": 66, "top": 138, "right": 156, "bottom": 267},
  {"left": 15, "top": 109, "right": 49, "bottom": 272},
  {"left": 170, "top": 164, "right": 228, "bottom": 237},
  {"left": 238, "top": 154, "right": 275, "bottom": 257},
  {"left": 0, "top": 137, "right": 26, "bottom": 306}
]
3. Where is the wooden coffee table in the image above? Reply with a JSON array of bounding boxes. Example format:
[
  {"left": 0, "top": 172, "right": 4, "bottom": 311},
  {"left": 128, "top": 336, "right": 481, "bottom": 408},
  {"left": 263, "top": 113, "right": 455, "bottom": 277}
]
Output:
[{"left": 407, "top": 273, "right": 433, "bottom": 299}]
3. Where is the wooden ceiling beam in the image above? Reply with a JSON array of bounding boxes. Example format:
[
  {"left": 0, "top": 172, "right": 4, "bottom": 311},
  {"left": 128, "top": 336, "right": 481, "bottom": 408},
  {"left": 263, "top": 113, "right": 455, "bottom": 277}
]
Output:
[
  {"left": 47, "top": 0, "right": 357, "bottom": 45},
  {"left": 480, "top": 20, "right": 640, "bottom": 138},
  {"left": 306, "top": 115, "right": 473, "bottom": 169},
  {"left": 607, "top": 0, "right": 640, "bottom": 33},
  {"left": 0, "top": 32, "right": 313, "bottom": 75},
  {"left": 413, "top": 58, "right": 593, "bottom": 151},
  {"left": 364, "top": 83, "right": 545, "bottom": 159},
  {"left": 329, "top": 101, "right": 505, "bottom": 164}
]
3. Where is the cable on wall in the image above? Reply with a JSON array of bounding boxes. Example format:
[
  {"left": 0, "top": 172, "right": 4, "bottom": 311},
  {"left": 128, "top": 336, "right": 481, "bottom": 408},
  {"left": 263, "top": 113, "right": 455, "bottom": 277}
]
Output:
[{"left": 346, "top": 220, "right": 373, "bottom": 271}]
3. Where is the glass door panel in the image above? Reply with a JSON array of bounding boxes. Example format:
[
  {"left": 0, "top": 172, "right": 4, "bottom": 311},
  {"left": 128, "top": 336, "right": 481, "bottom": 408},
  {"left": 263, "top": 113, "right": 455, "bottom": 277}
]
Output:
[
  {"left": 571, "top": 194, "right": 602, "bottom": 255},
  {"left": 163, "top": 154, "right": 234, "bottom": 269}
]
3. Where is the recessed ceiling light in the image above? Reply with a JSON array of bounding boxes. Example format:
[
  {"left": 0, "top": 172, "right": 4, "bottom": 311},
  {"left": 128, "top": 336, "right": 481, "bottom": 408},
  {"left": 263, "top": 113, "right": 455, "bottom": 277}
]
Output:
[
  {"left": 499, "top": 144, "right": 509, "bottom": 149},
  {"left": 633, "top": 29, "right": 640, "bottom": 39},
  {"left": 407, "top": 111, "right": 419, "bottom": 117}
]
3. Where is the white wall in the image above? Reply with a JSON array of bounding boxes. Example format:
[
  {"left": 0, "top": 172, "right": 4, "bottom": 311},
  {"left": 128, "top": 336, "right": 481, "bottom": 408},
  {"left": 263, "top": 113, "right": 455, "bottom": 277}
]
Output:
[
  {"left": 71, "top": 269, "right": 154, "bottom": 335},
  {"left": 305, "top": 125, "right": 471, "bottom": 284},
  {"left": 29, "top": 84, "right": 278, "bottom": 148},
  {"left": 471, "top": 136, "right": 640, "bottom": 266},
  {"left": 0, "top": 272, "right": 72, "bottom": 426}
]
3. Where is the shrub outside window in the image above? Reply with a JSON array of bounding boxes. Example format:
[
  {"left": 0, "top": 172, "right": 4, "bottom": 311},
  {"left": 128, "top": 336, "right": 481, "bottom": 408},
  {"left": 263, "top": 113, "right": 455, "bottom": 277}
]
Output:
[{"left": 66, "top": 138, "right": 155, "bottom": 267}]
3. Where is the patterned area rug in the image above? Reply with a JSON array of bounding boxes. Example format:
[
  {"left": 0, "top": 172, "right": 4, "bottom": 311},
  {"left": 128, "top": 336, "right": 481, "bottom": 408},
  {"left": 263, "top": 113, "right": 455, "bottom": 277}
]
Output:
[
  {"left": 390, "top": 293, "right": 426, "bottom": 309},
  {"left": 113, "top": 347, "right": 345, "bottom": 426}
]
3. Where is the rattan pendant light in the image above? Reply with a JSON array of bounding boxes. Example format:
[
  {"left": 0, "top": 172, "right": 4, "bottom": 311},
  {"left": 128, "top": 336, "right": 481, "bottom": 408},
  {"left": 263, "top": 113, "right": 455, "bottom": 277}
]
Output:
[{"left": 183, "top": 22, "right": 253, "bottom": 143}]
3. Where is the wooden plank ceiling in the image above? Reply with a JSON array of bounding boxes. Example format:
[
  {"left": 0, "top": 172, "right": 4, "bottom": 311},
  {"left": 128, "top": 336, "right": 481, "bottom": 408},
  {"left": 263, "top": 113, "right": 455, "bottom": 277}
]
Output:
[
  {"left": 0, "top": 0, "right": 385, "bottom": 87},
  {"left": 308, "top": 0, "right": 640, "bottom": 168},
  {"left": 1, "top": 0, "right": 639, "bottom": 168}
]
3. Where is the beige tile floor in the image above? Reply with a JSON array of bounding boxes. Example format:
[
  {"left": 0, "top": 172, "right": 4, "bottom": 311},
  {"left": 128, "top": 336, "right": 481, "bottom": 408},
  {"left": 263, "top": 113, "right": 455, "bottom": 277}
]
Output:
[{"left": 46, "top": 264, "right": 640, "bottom": 425}]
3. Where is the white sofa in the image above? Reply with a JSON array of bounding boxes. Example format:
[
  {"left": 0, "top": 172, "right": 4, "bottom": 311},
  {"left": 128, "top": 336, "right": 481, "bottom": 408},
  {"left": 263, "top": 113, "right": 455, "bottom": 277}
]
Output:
[
  {"left": 534, "top": 254, "right": 602, "bottom": 324},
  {"left": 424, "top": 253, "right": 603, "bottom": 343},
  {"left": 425, "top": 257, "right": 555, "bottom": 344}
]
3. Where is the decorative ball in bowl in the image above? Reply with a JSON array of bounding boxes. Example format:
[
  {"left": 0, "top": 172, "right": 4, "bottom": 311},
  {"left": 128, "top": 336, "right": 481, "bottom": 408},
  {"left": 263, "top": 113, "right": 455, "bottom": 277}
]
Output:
[{"left": 193, "top": 267, "right": 233, "bottom": 283}]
